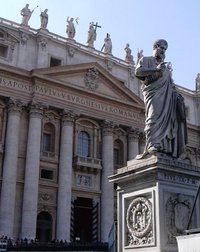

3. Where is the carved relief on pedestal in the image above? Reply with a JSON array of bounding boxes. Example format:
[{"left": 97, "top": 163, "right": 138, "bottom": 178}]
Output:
[
  {"left": 166, "top": 193, "right": 192, "bottom": 244},
  {"left": 126, "top": 196, "right": 154, "bottom": 247}
]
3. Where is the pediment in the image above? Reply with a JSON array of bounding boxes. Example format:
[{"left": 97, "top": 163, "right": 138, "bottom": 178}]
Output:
[
  {"left": 0, "top": 28, "right": 20, "bottom": 43},
  {"left": 32, "top": 62, "right": 143, "bottom": 107}
]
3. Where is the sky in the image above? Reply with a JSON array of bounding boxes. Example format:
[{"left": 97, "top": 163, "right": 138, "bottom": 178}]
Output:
[{"left": 0, "top": 0, "right": 199, "bottom": 91}]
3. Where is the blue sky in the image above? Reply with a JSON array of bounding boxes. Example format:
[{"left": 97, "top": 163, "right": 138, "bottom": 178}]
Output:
[{"left": 0, "top": 0, "right": 199, "bottom": 90}]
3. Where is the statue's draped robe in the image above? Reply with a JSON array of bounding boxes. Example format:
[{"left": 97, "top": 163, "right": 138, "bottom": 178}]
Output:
[{"left": 135, "top": 56, "right": 187, "bottom": 158}]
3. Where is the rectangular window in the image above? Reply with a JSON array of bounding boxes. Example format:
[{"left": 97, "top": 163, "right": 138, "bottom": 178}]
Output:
[
  {"left": 41, "top": 169, "right": 53, "bottom": 180},
  {"left": 0, "top": 44, "right": 8, "bottom": 58},
  {"left": 43, "top": 133, "right": 51, "bottom": 151},
  {"left": 50, "top": 57, "right": 61, "bottom": 67},
  {"left": 114, "top": 148, "right": 120, "bottom": 165}
]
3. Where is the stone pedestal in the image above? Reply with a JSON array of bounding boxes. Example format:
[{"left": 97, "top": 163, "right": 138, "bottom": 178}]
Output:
[{"left": 109, "top": 153, "right": 200, "bottom": 252}]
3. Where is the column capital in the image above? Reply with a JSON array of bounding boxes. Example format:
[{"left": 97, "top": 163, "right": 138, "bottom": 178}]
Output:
[
  {"left": 128, "top": 127, "right": 141, "bottom": 141},
  {"left": 7, "top": 97, "right": 24, "bottom": 115},
  {"left": 29, "top": 100, "right": 47, "bottom": 118},
  {"left": 102, "top": 120, "right": 116, "bottom": 136},
  {"left": 61, "top": 109, "right": 76, "bottom": 126}
]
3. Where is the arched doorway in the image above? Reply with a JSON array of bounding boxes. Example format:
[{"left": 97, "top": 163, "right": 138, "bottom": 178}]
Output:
[{"left": 36, "top": 211, "right": 52, "bottom": 242}]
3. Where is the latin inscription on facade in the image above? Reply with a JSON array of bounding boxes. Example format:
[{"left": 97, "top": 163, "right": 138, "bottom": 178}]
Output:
[{"left": 0, "top": 77, "right": 142, "bottom": 121}]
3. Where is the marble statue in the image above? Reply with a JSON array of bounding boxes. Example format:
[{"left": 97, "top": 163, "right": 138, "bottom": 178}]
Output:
[
  {"left": 136, "top": 49, "right": 143, "bottom": 64},
  {"left": 124, "top": 43, "right": 134, "bottom": 63},
  {"left": 40, "top": 9, "right": 48, "bottom": 29},
  {"left": 135, "top": 39, "right": 188, "bottom": 159},
  {"left": 195, "top": 73, "right": 200, "bottom": 92},
  {"left": 101, "top": 33, "right": 112, "bottom": 54},
  {"left": 66, "top": 17, "right": 76, "bottom": 39},
  {"left": 20, "top": 4, "right": 33, "bottom": 26},
  {"left": 86, "top": 22, "right": 96, "bottom": 47}
]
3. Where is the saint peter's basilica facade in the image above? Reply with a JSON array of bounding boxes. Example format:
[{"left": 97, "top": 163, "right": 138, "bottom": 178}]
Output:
[{"left": 0, "top": 15, "right": 200, "bottom": 244}]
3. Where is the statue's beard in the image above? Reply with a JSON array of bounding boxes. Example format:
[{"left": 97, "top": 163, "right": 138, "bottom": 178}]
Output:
[{"left": 155, "top": 51, "right": 165, "bottom": 61}]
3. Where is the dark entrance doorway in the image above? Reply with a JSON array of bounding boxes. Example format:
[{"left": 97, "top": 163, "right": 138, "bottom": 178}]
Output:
[
  {"left": 36, "top": 211, "right": 52, "bottom": 242},
  {"left": 74, "top": 197, "right": 93, "bottom": 242}
]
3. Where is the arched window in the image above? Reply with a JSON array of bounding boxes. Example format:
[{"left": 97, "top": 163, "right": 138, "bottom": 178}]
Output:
[
  {"left": 77, "top": 131, "right": 90, "bottom": 157},
  {"left": 42, "top": 123, "right": 55, "bottom": 152},
  {"left": 114, "top": 139, "right": 124, "bottom": 168}
]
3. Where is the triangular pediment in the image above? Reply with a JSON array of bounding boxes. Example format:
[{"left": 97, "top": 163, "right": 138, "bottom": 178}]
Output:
[
  {"left": 0, "top": 28, "right": 20, "bottom": 43},
  {"left": 32, "top": 62, "right": 143, "bottom": 107}
]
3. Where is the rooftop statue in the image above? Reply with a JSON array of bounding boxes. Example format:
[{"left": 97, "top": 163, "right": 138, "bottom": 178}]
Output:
[
  {"left": 124, "top": 43, "right": 134, "bottom": 64},
  {"left": 86, "top": 22, "right": 101, "bottom": 48},
  {"left": 135, "top": 39, "right": 188, "bottom": 159},
  {"left": 66, "top": 16, "right": 76, "bottom": 39},
  {"left": 40, "top": 9, "right": 48, "bottom": 29},
  {"left": 86, "top": 22, "right": 96, "bottom": 47},
  {"left": 20, "top": 4, "right": 38, "bottom": 26},
  {"left": 20, "top": 4, "right": 33, "bottom": 26},
  {"left": 101, "top": 33, "right": 112, "bottom": 55},
  {"left": 136, "top": 49, "right": 143, "bottom": 64}
]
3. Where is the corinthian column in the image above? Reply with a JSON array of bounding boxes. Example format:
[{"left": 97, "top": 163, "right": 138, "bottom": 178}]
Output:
[
  {"left": 56, "top": 110, "right": 75, "bottom": 242},
  {"left": 101, "top": 121, "right": 114, "bottom": 242},
  {"left": 128, "top": 128, "right": 140, "bottom": 160},
  {"left": 21, "top": 102, "right": 44, "bottom": 239},
  {"left": 0, "top": 98, "right": 23, "bottom": 237}
]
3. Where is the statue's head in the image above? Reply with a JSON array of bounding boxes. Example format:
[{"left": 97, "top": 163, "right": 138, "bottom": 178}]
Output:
[
  {"left": 153, "top": 39, "right": 168, "bottom": 50},
  {"left": 153, "top": 39, "right": 168, "bottom": 61}
]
